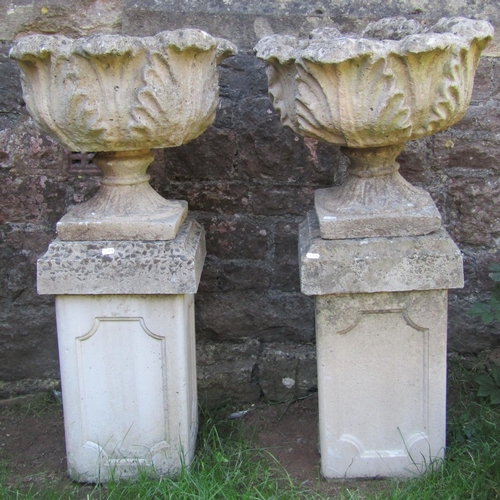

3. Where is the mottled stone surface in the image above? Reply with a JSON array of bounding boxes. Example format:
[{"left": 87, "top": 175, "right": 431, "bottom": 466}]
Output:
[
  {"left": 10, "top": 30, "right": 236, "bottom": 153},
  {"left": 259, "top": 344, "right": 317, "bottom": 402},
  {"left": 300, "top": 208, "right": 463, "bottom": 478},
  {"left": 37, "top": 218, "right": 206, "bottom": 295},
  {"left": 10, "top": 30, "right": 235, "bottom": 241},
  {"left": 300, "top": 211, "right": 464, "bottom": 296},
  {"left": 255, "top": 18, "right": 493, "bottom": 239},
  {"left": 196, "top": 339, "right": 261, "bottom": 406}
]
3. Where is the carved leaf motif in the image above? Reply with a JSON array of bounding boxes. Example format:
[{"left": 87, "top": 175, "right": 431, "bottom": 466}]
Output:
[
  {"left": 296, "top": 54, "right": 412, "bottom": 147},
  {"left": 54, "top": 56, "right": 108, "bottom": 150},
  {"left": 413, "top": 44, "right": 481, "bottom": 138},
  {"left": 266, "top": 62, "right": 300, "bottom": 133},
  {"left": 11, "top": 30, "right": 234, "bottom": 152},
  {"left": 130, "top": 48, "right": 219, "bottom": 148}
]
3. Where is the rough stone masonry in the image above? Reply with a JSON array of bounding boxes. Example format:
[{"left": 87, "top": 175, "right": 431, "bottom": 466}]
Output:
[{"left": 1, "top": 0, "right": 499, "bottom": 405}]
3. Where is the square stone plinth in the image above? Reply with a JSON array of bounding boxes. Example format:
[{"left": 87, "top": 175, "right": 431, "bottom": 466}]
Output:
[
  {"left": 299, "top": 212, "right": 463, "bottom": 479},
  {"left": 299, "top": 212, "right": 463, "bottom": 296},
  {"left": 316, "top": 290, "right": 447, "bottom": 478},
  {"left": 38, "top": 217, "right": 205, "bottom": 295}
]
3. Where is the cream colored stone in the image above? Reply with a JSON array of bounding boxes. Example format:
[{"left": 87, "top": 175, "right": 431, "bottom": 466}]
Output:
[
  {"left": 10, "top": 30, "right": 236, "bottom": 240},
  {"left": 10, "top": 30, "right": 236, "bottom": 152},
  {"left": 56, "top": 150, "right": 189, "bottom": 241},
  {"left": 255, "top": 18, "right": 493, "bottom": 239},
  {"left": 316, "top": 290, "right": 448, "bottom": 478},
  {"left": 56, "top": 294, "right": 197, "bottom": 482},
  {"left": 299, "top": 211, "right": 464, "bottom": 295},
  {"left": 38, "top": 217, "right": 206, "bottom": 482}
]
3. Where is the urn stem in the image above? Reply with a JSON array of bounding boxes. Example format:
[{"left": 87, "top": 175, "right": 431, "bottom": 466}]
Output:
[
  {"left": 94, "top": 150, "right": 153, "bottom": 186},
  {"left": 341, "top": 144, "right": 405, "bottom": 179}
]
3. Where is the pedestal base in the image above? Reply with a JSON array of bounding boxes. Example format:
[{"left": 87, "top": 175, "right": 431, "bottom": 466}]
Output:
[
  {"left": 315, "top": 145, "right": 442, "bottom": 240},
  {"left": 299, "top": 211, "right": 463, "bottom": 478},
  {"left": 38, "top": 218, "right": 206, "bottom": 482},
  {"left": 316, "top": 290, "right": 446, "bottom": 478},
  {"left": 56, "top": 294, "right": 197, "bottom": 482},
  {"left": 315, "top": 176, "right": 441, "bottom": 240}
]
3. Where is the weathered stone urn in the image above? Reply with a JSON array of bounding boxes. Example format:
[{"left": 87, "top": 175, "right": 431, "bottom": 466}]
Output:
[
  {"left": 10, "top": 30, "right": 235, "bottom": 483},
  {"left": 255, "top": 17, "right": 493, "bottom": 239},
  {"left": 11, "top": 29, "right": 236, "bottom": 240}
]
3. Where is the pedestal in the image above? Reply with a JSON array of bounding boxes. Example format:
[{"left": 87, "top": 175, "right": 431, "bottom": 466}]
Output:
[
  {"left": 299, "top": 212, "right": 464, "bottom": 478},
  {"left": 37, "top": 218, "right": 206, "bottom": 482}
]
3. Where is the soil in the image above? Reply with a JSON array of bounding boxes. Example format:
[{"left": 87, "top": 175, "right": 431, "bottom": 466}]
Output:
[{"left": 0, "top": 392, "right": 388, "bottom": 498}]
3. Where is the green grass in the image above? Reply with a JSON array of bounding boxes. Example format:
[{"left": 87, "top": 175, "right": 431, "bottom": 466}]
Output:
[{"left": 1, "top": 360, "right": 500, "bottom": 499}]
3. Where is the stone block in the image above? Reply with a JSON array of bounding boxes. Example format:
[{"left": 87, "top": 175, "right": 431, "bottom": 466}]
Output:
[
  {"left": 218, "top": 53, "right": 269, "bottom": 100},
  {"left": 202, "top": 215, "right": 270, "bottom": 260},
  {"left": 163, "top": 127, "right": 237, "bottom": 181},
  {"left": 271, "top": 221, "right": 301, "bottom": 292},
  {"left": 168, "top": 181, "right": 250, "bottom": 215},
  {"left": 197, "top": 339, "right": 261, "bottom": 407},
  {"left": 316, "top": 290, "right": 448, "bottom": 478},
  {"left": 447, "top": 176, "right": 500, "bottom": 247},
  {"left": 299, "top": 211, "right": 464, "bottom": 296},
  {"left": 397, "top": 137, "right": 432, "bottom": 185},
  {"left": 451, "top": 101, "right": 500, "bottom": 133},
  {"left": 0, "top": 225, "right": 59, "bottom": 381},
  {"left": 0, "top": 173, "right": 68, "bottom": 225},
  {"left": 250, "top": 185, "right": 315, "bottom": 216},
  {"left": 433, "top": 130, "right": 500, "bottom": 172},
  {"left": 196, "top": 291, "right": 314, "bottom": 343},
  {"left": 0, "top": 0, "right": 122, "bottom": 40},
  {"left": 237, "top": 96, "right": 338, "bottom": 184},
  {"left": 121, "top": 0, "right": 500, "bottom": 51},
  {"left": 0, "top": 42, "right": 23, "bottom": 115},
  {"left": 198, "top": 259, "right": 270, "bottom": 293},
  {"left": 0, "top": 116, "right": 68, "bottom": 176},
  {"left": 259, "top": 344, "right": 316, "bottom": 402},
  {"left": 37, "top": 218, "right": 206, "bottom": 295},
  {"left": 55, "top": 293, "right": 197, "bottom": 482},
  {"left": 299, "top": 209, "right": 464, "bottom": 477}
]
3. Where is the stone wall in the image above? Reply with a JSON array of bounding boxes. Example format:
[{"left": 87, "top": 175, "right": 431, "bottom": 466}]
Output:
[{"left": 1, "top": 0, "right": 499, "bottom": 405}]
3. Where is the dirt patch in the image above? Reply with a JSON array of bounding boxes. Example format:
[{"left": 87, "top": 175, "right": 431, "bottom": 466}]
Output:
[
  {"left": 0, "top": 392, "right": 387, "bottom": 498},
  {"left": 242, "top": 394, "right": 321, "bottom": 484},
  {"left": 240, "top": 394, "right": 388, "bottom": 498},
  {"left": 0, "top": 395, "right": 64, "bottom": 488}
]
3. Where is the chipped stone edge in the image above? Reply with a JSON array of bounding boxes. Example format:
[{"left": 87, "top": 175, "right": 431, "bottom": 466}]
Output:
[{"left": 299, "top": 211, "right": 464, "bottom": 296}]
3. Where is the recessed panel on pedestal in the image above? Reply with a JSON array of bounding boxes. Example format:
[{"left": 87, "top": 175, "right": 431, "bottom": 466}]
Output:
[
  {"left": 77, "top": 317, "right": 166, "bottom": 457},
  {"left": 334, "top": 309, "right": 428, "bottom": 457},
  {"left": 316, "top": 290, "right": 448, "bottom": 478},
  {"left": 56, "top": 294, "right": 197, "bottom": 482}
]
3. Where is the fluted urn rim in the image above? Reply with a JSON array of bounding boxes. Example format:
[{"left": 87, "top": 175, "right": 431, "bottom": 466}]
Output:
[
  {"left": 255, "top": 17, "right": 494, "bottom": 148},
  {"left": 10, "top": 29, "right": 236, "bottom": 65},
  {"left": 255, "top": 17, "right": 493, "bottom": 66},
  {"left": 10, "top": 29, "right": 237, "bottom": 153}
]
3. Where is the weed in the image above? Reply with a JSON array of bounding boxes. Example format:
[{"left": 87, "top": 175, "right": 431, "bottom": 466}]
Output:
[
  {"left": 475, "top": 366, "right": 500, "bottom": 405},
  {"left": 468, "top": 263, "right": 500, "bottom": 325}
]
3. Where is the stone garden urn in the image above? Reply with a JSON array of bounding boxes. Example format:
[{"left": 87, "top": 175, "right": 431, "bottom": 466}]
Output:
[
  {"left": 255, "top": 17, "right": 493, "bottom": 239},
  {"left": 10, "top": 29, "right": 236, "bottom": 483},
  {"left": 11, "top": 29, "right": 236, "bottom": 240}
]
